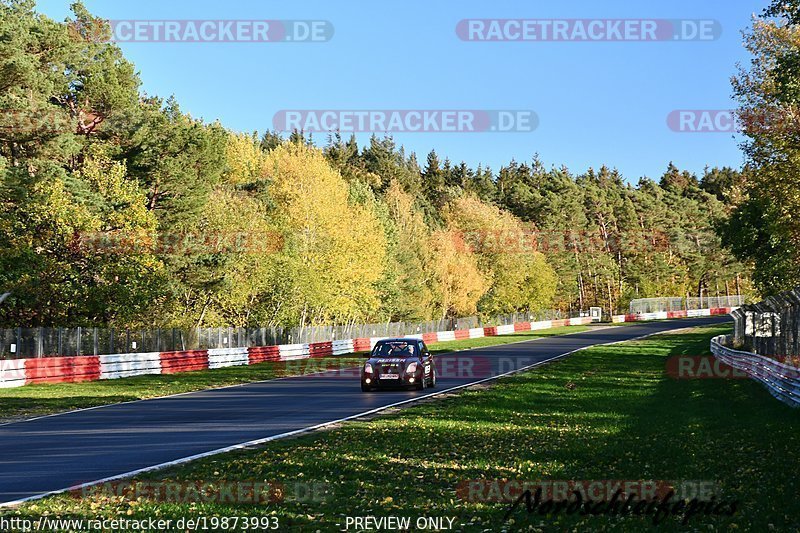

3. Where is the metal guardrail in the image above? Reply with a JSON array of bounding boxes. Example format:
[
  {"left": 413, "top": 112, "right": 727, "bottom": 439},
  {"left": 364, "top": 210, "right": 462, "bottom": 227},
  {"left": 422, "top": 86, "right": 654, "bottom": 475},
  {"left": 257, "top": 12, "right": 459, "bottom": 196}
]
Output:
[{"left": 710, "top": 334, "right": 800, "bottom": 407}]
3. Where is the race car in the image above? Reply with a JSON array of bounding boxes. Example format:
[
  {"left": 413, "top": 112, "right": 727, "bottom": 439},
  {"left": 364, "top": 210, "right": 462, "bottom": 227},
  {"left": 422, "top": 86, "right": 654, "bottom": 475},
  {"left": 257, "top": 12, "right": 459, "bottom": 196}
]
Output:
[{"left": 361, "top": 338, "right": 436, "bottom": 392}]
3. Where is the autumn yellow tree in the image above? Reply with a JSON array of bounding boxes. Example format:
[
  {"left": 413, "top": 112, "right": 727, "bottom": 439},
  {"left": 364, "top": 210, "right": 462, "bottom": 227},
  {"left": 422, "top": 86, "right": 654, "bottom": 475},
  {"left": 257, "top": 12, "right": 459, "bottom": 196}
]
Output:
[
  {"left": 443, "top": 195, "right": 557, "bottom": 315},
  {"left": 184, "top": 188, "right": 280, "bottom": 326},
  {"left": 382, "top": 180, "right": 437, "bottom": 320},
  {"left": 428, "top": 230, "right": 489, "bottom": 318},
  {"left": 265, "top": 143, "right": 386, "bottom": 325},
  {"left": 223, "top": 132, "right": 271, "bottom": 186}
]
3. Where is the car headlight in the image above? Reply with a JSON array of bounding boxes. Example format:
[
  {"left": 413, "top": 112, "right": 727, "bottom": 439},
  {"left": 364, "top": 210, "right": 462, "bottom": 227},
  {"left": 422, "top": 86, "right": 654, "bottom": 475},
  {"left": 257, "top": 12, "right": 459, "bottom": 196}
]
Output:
[
  {"left": 364, "top": 363, "right": 373, "bottom": 373},
  {"left": 406, "top": 362, "right": 418, "bottom": 374}
]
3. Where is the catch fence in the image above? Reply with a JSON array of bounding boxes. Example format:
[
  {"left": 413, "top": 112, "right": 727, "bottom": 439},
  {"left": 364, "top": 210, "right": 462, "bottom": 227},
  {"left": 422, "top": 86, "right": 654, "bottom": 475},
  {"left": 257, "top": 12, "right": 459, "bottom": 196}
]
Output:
[
  {"left": 0, "top": 309, "right": 567, "bottom": 359},
  {"left": 731, "top": 288, "right": 800, "bottom": 357},
  {"left": 629, "top": 295, "right": 744, "bottom": 314}
]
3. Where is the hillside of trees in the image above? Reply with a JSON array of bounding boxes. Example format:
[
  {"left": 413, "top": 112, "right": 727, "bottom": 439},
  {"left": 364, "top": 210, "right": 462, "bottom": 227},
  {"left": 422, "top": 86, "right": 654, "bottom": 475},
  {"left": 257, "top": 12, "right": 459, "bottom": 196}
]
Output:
[{"left": 0, "top": 1, "right": 754, "bottom": 329}]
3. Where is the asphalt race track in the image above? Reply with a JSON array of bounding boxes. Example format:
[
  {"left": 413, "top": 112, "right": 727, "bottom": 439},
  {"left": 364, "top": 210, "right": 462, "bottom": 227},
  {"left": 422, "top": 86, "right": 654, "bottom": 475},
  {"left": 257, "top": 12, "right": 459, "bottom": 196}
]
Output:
[{"left": 0, "top": 317, "right": 729, "bottom": 504}]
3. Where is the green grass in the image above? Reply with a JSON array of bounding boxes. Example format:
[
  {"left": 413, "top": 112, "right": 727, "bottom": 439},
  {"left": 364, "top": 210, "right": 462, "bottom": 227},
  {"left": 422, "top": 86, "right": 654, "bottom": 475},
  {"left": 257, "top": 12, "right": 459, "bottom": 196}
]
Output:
[
  {"left": 0, "top": 325, "right": 590, "bottom": 423},
  {"left": 8, "top": 323, "right": 800, "bottom": 532}
]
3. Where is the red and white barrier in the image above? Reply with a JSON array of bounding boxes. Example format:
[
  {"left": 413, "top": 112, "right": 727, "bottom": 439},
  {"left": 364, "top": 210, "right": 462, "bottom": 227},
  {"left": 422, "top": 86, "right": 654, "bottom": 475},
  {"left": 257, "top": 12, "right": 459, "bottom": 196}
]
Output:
[
  {"left": 332, "top": 339, "right": 355, "bottom": 355},
  {"left": 436, "top": 331, "right": 456, "bottom": 342},
  {"left": 496, "top": 324, "right": 516, "bottom": 335},
  {"left": 468, "top": 327, "right": 485, "bottom": 339},
  {"left": 614, "top": 307, "right": 736, "bottom": 323},
  {"left": 0, "top": 308, "right": 735, "bottom": 388},
  {"left": 0, "top": 358, "right": 27, "bottom": 388},
  {"left": 160, "top": 350, "right": 208, "bottom": 374},
  {"left": 24, "top": 356, "right": 101, "bottom": 385},
  {"left": 278, "top": 344, "right": 310, "bottom": 361},
  {"left": 208, "top": 347, "right": 249, "bottom": 369},
  {"left": 100, "top": 352, "right": 161, "bottom": 379},
  {"left": 247, "top": 345, "right": 280, "bottom": 364}
]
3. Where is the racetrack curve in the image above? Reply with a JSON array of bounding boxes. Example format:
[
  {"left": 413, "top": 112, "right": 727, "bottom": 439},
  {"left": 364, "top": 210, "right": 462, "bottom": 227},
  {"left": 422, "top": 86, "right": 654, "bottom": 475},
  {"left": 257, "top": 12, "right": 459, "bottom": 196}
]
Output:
[{"left": 0, "top": 317, "right": 729, "bottom": 504}]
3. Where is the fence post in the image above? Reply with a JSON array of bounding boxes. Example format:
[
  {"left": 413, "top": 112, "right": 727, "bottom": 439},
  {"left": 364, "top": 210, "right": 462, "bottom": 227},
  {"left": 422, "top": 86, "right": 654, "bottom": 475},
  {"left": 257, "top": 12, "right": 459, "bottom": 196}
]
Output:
[{"left": 77, "top": 326, "right": 82, "bottom": 356}]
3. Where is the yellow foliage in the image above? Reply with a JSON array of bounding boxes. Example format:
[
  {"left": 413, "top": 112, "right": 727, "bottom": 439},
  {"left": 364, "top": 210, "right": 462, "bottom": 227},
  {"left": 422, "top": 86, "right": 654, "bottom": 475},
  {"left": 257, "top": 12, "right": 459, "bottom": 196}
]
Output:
[
  {"left": 200, "top": 188, "right": 279, "bottom": 325},
  {"left": 383, "top": 181, "right": 437, "bottom": 319},
  {"left": 444, "top": 195, "right": 557, "bottom": 314},
  {"left": 265, "top": 143, "right": 386, "bottom": 324},
  {"left": 224, "top": 132, "right": 270, "bottom": 185},
  {"left": 429, "top": 230, "right": 489, "bottom": 318}
]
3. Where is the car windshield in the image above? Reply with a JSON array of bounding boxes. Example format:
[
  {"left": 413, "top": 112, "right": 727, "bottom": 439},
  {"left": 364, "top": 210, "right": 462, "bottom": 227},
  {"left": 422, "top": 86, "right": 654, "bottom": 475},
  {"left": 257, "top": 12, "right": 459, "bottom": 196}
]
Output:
[{"left": 374, "top": 342, "right": 415, "bottom": 358}]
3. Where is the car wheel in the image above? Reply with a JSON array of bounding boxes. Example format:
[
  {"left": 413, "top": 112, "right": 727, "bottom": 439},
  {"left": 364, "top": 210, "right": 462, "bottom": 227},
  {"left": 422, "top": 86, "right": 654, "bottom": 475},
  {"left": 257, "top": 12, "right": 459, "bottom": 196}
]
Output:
[
  {"left": 415, "top": 375, "right": 425, "bottom": 390},
  {"left": 361, "top": 383, "right": 372, "bottom": 392},
  {"left": 429, "top": 367, "right": 436, "bottom": 388}
]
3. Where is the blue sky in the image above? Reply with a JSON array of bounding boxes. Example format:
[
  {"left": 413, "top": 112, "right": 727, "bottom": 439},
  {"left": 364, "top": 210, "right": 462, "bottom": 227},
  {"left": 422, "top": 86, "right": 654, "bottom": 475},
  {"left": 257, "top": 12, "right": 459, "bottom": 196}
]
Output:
[{"left": 37, "top": 0, "right": 767, "bottom": 182}]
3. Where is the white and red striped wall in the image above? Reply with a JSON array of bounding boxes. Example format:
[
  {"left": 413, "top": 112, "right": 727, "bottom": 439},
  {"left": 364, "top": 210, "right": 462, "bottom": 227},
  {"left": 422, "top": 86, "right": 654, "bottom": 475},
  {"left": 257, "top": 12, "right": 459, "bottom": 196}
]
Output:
[
  {"left": 612, "top": 307, "right": 735, "bottom": 323},
  {"left": 0, "top": 309, "right": 735, "bottom": 388}
]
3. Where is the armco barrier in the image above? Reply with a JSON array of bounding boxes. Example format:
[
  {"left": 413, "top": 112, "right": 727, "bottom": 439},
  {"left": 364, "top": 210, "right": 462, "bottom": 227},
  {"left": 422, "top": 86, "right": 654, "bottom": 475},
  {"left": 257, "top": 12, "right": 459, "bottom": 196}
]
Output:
[
  {"left": 332, "top": 339, "right": 354, "bottom": 356},
  {"left": 496, "top": 324, "right": 516, "bottom": 335},
  {"left": 160, "top": 350, "right": 209, "bottom": 374},
  {"left": 422, "top": 332, "right": 438, "bottom": 344},
  {"left": 207, "top": 347, "right": 249, "bottom": 370},
  {"left": 247, "top": 345, "right": 280, "bottom": 364},
  {"left": 436, "top": 331, "right": 456, "bottom": 342},
  {"left": 0, "top": 358, "right": 27, "bottom": 388},
  {"left": 25, "top": 356, "right": 101, "bottom": 384},
  {"left": 308, "top": 341, "right": 333, "bottom": 358},
  {"left": 279, "top": 343, "right": 309, "bottom": 360},
  {"left": 100, "top": 352, "right": 161, "bottom": 379},
  {"left": 454, "top": 329, "right": 470, "bottom": 340},
  {"left": 531, "top": 320, "right": 552, "bottom": 330},
  {"left": 468, "top": 327, "right": 484, "bottom": 339},
  {"left": 352, "top": 338, "right": 371, "bottom": 352},
  {"left": 0, "top": 308, "right": 733, "bottom": 388},
  {"left": 711, "top": 334, "right": 800, "bottom": 407}
]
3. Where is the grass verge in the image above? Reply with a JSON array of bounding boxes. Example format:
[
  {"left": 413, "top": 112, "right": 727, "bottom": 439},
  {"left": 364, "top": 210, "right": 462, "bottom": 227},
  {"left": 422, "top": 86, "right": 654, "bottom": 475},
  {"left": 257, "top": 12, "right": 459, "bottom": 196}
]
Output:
[
  {"left": 8, "top": 323, "right": 799, "bottom": 531},
  {"left": 0, "top": 325, "right": 590, "bottom": 423}
]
